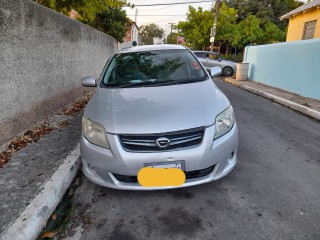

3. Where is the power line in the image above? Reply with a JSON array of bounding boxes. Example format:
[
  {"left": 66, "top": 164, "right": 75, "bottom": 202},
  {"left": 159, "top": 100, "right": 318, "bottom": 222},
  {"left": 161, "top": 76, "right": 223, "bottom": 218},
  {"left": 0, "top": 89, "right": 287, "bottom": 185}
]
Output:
[
  {"left": 139, "top": 5, "right": 176, "bottom": 11},
  {"left": 140, "top": 16, "right": 185, "bottom": 23},
  {"left": 138, "top": 16, "right": 186, "bottom": 25},
  {"left": 127, "top": 1, "right": 212, "bottom": 7}
]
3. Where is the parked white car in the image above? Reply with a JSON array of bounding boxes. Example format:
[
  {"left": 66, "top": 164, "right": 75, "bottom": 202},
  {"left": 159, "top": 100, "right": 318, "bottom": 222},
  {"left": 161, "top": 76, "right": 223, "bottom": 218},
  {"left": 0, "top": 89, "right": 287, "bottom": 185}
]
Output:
[
  {"left": 193, "top": 51, "right": 237, "bottom": 76},
  {"left": 80, "top": 45, "right": 238, "bottom": 190}
]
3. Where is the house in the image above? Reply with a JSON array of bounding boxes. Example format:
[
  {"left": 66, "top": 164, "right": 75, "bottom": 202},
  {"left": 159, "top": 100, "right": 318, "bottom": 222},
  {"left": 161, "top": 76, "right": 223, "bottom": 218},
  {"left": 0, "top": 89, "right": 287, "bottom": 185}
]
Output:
[
  {"left": 119, "top": 19, "right": 140, "bottom": 49},
  {"left": 280, "top": 0, "right": 320, "bottom": 42}
]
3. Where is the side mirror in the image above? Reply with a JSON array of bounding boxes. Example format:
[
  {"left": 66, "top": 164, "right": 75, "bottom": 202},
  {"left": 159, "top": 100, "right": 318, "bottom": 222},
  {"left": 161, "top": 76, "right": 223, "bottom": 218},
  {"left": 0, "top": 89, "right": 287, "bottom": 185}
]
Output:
[
  {"left": 209, "top": 66, "right": 222, "bottom": 78},
  {"left": 81, "top": 77, "right": 97, "bottom": 87}
]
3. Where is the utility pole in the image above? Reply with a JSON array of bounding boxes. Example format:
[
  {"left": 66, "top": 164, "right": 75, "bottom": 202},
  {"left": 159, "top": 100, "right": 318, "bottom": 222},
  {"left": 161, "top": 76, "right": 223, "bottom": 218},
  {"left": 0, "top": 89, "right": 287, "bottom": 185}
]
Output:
[
  {"left": 169, "top": 23, "right": 174, "bottom": 44},
  {"left": 135, "top": 9, "right": 138, "bottom": 24},
  {"left": 210, "top": 0, "right": 221, "bottom": 51}
]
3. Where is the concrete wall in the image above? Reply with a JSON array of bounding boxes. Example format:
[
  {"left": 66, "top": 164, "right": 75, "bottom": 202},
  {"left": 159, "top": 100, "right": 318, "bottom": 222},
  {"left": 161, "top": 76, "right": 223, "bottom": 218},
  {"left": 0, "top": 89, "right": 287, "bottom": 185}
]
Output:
[
  {"left": 0, "top": 0, "right": 117, "bottom": 147},
  {"left": 287, "top": 8, "right": 320, "bottom": 42},
  {"left": 243, "top": 39, "right": 320, "bottom": 100}
]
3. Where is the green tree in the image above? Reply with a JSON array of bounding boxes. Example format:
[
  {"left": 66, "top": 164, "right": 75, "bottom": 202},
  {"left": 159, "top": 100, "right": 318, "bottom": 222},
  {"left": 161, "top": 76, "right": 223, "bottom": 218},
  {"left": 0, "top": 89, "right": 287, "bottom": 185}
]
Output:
[
  {"left": 175, "top": 1, "right": 294, "bottom": 51},
  {"left": 140, "top": 24, "right": 164, "bottom": 45},
  {"left": 263, "top": 21, "right": 286, "bottom": 43},
  {"left": 34, "top": 0, "right": 84, "bottom": 15},
  {"left": 232, "top": 15, "right": 265, "bottom": 49},
  {"left": 215, "top": 3, "right": 238, "bottom": 52},
  {"left": 177, "top": 6, "right": 213, "bottom": 50},
  {"left": 166, "top": 32, "right": 180, "bottom": 44},
  {"left": 84, "top": 8, "right": 128, "bottom": 43},
  {"left": 75, "top": 0, "right": 129, "bottom": 24},
  {"left": 34, "top": 0, "right": 129, "bottom": 18},
  {"left": 34, "top": 0, "right": 131, "bottom": 41},
  {"left": 226, "top": 0, "right": 304, "bottom": 30}
]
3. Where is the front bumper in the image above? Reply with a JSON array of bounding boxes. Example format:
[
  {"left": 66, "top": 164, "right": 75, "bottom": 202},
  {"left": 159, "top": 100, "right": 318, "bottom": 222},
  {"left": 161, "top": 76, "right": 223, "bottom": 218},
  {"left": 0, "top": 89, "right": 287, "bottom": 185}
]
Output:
[{"left": 80, "top": 123, "right": 238, "bottom": 190}]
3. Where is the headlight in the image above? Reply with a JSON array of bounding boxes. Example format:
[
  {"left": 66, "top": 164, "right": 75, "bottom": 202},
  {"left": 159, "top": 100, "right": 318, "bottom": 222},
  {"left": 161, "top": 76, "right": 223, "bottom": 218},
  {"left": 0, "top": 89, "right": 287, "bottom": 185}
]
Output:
[
  {"left": 82, "top": 117, "right": 109, "bottom": 148},
  {"left": 214, "top": 105, "right": 235, "bottom": 140}
]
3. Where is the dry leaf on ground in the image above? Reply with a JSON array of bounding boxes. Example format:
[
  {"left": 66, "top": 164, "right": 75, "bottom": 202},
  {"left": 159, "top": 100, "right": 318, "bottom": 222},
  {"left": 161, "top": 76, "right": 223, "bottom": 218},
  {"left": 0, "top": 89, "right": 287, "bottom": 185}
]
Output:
[
  {"left": 0, "top": 92, "right": 93, "bottom": 168},
  {"left": 41, "top": 229, "right": 61, "bottom": 238}
]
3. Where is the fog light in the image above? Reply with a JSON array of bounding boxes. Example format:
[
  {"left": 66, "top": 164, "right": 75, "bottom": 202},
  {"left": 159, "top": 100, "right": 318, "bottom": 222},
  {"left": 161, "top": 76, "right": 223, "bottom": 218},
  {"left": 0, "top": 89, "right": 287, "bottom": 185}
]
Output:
[
  {"left": 87, "top": 163, "right": 96, "bottom": 173},
  {"left": 228, "top": 152, "right": 234, "bottom": 159}
]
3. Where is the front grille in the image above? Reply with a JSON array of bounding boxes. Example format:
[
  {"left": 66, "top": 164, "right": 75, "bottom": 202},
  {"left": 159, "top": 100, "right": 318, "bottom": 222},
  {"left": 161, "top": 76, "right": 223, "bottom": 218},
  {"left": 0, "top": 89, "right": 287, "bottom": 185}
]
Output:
[
  {"left": 112, "top": 165, "right": 215, "bottom": 183},
  {"left": 119, "top": 127, "right": 205, "bottom": 152}
]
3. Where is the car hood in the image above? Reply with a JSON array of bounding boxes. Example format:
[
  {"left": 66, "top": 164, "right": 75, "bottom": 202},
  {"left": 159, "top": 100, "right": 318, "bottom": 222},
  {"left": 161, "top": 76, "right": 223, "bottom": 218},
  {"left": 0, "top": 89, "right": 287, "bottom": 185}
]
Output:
[{"left": 85, "top": 80, "right": 230, "bottom": 134}]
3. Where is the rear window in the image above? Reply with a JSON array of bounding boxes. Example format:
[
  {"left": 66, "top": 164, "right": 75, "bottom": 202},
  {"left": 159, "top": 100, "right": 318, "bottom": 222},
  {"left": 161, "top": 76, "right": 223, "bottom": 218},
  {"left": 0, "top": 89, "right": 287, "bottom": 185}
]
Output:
[
  {"left": 101, "top": 49, "right": 207, "bottom": 88},
  {"left": 194, "top": 52, "right": 207, "bottom": 58}
]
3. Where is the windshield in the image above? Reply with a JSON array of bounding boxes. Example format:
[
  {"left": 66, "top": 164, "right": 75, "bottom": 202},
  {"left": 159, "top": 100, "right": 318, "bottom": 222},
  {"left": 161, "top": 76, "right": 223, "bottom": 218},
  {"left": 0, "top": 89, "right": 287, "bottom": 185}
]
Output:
[{"left": 101, "top": 49, "right": 208, "bottom": 88}]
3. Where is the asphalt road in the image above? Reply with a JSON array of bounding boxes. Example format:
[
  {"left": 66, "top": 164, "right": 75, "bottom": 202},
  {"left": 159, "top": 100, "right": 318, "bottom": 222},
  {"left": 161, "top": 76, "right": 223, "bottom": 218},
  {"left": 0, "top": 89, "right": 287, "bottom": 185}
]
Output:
[{"left": 59, "top": 79, "right": 320, "bottom": 240}]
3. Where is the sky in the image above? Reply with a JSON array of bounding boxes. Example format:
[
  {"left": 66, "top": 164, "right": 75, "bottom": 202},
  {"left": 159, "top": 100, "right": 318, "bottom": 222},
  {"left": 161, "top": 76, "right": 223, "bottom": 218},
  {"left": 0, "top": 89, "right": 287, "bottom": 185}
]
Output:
[
  {"left": 124, "top": 0, "right": 308, "bottom": 39},
  {"left": 124, "top": 0, "right": 214, "bottom": 37}
]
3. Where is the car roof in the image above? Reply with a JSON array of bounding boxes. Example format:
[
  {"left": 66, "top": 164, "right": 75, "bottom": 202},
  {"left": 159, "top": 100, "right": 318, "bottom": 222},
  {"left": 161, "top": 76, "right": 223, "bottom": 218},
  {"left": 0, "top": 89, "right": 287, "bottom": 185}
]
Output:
[
  {"left": 193, "top": 51, "right": 218, "bottom": 54},
  {"left": 117, "top": 44, "right": 186, "bottom": 54}
]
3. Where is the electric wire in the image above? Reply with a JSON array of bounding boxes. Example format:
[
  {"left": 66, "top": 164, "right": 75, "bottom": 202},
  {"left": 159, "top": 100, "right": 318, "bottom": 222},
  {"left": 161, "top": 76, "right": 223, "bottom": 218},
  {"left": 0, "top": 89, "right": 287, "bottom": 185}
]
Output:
[{"left": 125, "top": 1, "right": 212, "bottom": 7}]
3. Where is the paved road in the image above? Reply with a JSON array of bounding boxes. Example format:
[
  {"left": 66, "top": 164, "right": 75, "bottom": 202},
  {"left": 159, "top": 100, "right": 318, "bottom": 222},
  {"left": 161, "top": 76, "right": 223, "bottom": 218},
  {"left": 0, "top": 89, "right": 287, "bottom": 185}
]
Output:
[{"left": 59, "top": 79, "right": 320, "bottom": 240}]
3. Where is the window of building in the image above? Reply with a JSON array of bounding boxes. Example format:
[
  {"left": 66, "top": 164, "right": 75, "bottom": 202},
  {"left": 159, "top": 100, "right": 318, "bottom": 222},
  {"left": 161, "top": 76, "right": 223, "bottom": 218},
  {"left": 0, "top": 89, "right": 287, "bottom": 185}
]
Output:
[{"left": 302, "top": 20, "right": 317, "bottom": 40}]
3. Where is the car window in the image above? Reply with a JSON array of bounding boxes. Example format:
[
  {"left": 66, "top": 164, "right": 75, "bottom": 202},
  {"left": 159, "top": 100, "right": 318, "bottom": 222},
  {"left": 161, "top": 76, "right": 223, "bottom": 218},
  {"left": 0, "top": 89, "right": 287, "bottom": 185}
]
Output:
[
  {"left": 208, "top": 53, "right": 219, "bottom": 60},
  {"left": 194, "top": 52, "right": 207, "bottom": 58},
  {"left": 101, "top": 49, "right": 208, "bottom": 88}
]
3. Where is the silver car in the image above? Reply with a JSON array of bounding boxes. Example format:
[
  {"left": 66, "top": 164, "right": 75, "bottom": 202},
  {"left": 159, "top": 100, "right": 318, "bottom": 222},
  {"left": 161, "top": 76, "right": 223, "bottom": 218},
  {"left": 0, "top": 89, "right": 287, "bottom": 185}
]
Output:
[
  {"left": 80, "top": 45, "right": 238, "bottom": 190},
  {"left": 193, "top": 51, "right": 237, "bottom": 76}
]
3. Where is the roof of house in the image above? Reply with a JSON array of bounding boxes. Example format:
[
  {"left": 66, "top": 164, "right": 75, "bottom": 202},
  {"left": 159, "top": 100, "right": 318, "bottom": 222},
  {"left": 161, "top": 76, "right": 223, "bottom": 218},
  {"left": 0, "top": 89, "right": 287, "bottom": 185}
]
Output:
[{"left": 280, "top": 0, "right": 320, "bottom": 20}]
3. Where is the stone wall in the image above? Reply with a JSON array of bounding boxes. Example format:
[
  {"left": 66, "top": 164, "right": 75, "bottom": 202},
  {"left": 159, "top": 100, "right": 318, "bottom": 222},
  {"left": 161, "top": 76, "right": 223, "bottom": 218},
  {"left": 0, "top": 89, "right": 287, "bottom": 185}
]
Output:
[{"left": 0, "top": 0, "right": 117, "bottom": 148}]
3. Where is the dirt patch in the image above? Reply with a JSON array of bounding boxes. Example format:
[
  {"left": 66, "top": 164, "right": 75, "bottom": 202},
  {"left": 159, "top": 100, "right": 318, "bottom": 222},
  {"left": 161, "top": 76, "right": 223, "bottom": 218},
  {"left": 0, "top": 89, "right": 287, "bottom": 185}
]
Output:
[
  {"left": 107, "top": 219, "right": 137, "bottom": 240},
  {"left": 167, "top": 189, "right": 195, "bottom": 199},
  {"left": 158, "top": 206, "right": 203, "bottom": 238}
]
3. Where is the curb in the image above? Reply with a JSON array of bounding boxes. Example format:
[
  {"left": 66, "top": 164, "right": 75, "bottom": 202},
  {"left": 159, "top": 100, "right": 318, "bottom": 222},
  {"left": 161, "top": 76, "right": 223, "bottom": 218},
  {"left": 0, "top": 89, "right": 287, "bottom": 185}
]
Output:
[
  {"left": 1, "top": 145, "right": 81, "bottom": 240},
  {"left": 224, "top": 78, "right": 320, "bottom": 121}
]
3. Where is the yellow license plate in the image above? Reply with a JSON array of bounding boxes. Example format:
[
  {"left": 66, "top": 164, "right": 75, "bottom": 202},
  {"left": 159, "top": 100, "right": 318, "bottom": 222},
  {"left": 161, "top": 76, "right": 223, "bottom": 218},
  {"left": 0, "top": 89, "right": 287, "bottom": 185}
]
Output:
[{"left": 138, "top": 167, "right": 186, "bottom": 187}]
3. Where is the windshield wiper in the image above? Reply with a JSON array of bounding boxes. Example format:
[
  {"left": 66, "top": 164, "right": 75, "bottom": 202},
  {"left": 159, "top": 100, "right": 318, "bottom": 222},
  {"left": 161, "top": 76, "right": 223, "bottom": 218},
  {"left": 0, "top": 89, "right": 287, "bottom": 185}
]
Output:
[
  {"left": 117, "top": 80, "right": 173, "bottom": 88},
  {"left": 158, "top": 77, "right": 208, "bottom": 86}
]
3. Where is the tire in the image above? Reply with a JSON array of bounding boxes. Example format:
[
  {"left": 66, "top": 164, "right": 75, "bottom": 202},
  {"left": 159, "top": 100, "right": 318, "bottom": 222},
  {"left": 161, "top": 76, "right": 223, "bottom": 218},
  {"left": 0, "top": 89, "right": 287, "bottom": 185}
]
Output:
[{"left": 222, "top": 66, "right": 234, "bottom": 76}]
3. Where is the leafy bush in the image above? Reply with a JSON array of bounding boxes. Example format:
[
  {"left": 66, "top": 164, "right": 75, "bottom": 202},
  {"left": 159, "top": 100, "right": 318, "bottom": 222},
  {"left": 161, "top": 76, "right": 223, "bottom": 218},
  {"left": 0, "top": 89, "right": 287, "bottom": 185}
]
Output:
[{"left": 220, "top": 54, "right": 243, "bottom": 63}]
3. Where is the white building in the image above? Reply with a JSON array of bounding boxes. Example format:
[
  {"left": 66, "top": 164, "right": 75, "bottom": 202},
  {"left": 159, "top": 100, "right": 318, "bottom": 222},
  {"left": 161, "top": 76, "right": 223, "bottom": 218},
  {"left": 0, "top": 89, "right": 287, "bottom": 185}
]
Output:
[{"left": 119, "top": 19, "right": 140, "bottom": 49}]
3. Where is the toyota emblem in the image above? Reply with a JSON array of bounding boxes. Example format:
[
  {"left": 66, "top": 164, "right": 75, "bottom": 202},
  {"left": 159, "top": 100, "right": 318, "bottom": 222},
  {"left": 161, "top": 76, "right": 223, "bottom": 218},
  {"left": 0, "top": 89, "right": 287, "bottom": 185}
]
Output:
[{"left": 155, "top": 137, "right": 170, "bottom": 148}]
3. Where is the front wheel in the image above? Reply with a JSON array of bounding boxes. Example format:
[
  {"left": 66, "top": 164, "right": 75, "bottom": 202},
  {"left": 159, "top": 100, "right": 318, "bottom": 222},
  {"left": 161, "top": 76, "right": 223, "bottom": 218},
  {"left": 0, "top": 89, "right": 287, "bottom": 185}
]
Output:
[{"left": 222, "top": 66, "right": 234, "bottom": 76}]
